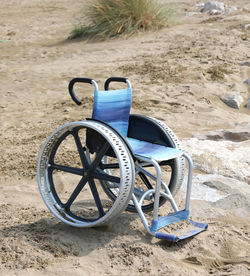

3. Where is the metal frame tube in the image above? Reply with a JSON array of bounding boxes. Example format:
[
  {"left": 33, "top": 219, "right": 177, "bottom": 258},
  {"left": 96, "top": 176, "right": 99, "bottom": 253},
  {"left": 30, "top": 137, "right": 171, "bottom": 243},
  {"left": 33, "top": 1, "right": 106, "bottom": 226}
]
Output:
[
  {"left": 126, "top": 79, "right": 132, "bottom": 90},
  {"left": 134, "top": 155, "right": 181, "bottom": 220},
  {"left": 91, "top": 79, "right": 99, "bottom": 91},
  {"left": 136, "top": 156, "right": 162, "bottom": 221},
  {"left": 131, "top": 194, "right": 152, "bottom": 234},
  {"left": 137, "top": 166, "right": 171, "bottom": 195},
  {"left": 183, "top": 153, "right": 193, "bottom": 211},
  {"left": 130, "top": 152, "right": 194, "bottom": 237},
  {"left": 136, "top": 164, "right": 179, "bottom": 211}
]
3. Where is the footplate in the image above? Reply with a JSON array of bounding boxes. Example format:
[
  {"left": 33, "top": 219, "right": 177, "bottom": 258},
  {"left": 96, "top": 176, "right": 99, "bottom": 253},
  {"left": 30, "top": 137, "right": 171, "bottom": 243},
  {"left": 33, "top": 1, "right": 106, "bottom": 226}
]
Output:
[
  {"left": 151, "top": 210, "right": 190, "bottom": 232},
  {"left": 132, "top": 153, "right": 208, "bottom": 242},
  {"left": 156, "top": 222, "right": 207, "bottom": 243},
  {"left": 151, "top": 210, "right": 207, "bottom": 242}
]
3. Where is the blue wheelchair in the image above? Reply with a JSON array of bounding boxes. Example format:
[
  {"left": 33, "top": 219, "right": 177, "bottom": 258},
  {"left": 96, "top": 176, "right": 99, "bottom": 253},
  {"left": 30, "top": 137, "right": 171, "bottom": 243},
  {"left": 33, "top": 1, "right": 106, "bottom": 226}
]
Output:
[{"left": 37, "top": 77, "right": 207, "bottom": 242}]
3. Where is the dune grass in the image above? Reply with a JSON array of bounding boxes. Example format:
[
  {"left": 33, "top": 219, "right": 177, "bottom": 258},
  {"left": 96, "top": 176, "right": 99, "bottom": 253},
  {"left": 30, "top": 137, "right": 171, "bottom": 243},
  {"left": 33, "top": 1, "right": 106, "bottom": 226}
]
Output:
[{"left": 70, "top": 0, "right": 174, "bottom": 40}]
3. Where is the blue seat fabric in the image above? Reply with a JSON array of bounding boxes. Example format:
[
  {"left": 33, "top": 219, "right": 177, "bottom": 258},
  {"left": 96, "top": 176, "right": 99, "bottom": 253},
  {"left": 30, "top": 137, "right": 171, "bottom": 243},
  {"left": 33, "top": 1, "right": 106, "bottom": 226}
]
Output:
[
  {"left": 127, "top": 138, "right": 183, "bottom": 162},
  {"left": 92, "top": 88, "right": 132, "bottom": 137},
  {"left": 92, "top": 88, "right": 182, "bottom": 162}
]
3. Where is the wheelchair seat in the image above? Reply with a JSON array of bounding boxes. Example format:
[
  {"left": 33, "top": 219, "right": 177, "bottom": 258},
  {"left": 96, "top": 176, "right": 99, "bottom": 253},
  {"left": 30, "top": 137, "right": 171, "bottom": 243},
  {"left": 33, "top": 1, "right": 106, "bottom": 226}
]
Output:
[{"left": 127, "top": 137, "right": 183, "bottom": 162}]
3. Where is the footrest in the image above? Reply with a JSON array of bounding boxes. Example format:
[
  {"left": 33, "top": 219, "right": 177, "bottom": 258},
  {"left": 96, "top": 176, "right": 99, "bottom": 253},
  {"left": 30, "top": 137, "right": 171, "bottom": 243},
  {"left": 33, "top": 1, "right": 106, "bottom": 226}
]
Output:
[
  {"left": 155, "top": 220, "right": 208, "bottom": 242},
  {"left": 151, "top": 210, "right": 190, "bottom": 232}
]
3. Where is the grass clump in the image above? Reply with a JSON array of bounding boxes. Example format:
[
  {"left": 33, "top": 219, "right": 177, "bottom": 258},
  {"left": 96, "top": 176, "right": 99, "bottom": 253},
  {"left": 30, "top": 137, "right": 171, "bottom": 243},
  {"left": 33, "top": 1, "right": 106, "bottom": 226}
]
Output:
[{"left": 70, "top": 0, "right": 174, "bottom": 40}]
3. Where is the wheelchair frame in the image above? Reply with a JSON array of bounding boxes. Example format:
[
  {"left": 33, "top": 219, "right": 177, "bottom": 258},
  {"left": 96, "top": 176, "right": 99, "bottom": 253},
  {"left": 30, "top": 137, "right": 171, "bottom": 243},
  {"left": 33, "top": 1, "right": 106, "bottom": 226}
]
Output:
[{"left": 37, "top": 77, "right": 207, "bottom": 242}]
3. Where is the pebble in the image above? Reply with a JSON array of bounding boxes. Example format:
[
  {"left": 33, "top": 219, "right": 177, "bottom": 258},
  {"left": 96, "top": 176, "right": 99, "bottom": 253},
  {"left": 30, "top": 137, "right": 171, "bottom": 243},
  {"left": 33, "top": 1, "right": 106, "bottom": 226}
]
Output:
[
  {"left": 196, "top": 3, "right": 205, "bottom": 7},
  {"left": 194, "top": 125, "right": 250, "bottom": 142},
  {"left": 201, "top": 1, "right": 225, "bottom": 13},
  {"left": 247, "top": 98, "right": 250, "bottom": 109},
  {"left": 186, "top": 12, "right": 200, "bottom": 17},
  {"left": 220, "top": 93, "right": 243, "bottom": 109},
  {"left": 240, "top": 62, "right": 250, "bottom": 67},
  {"left": 225, "top": 6, "right": 238, "bottom": 15},
  {"left": 244, "top": 24, "right": 250, "bottom": 30},
  {"left": 244, "top": 78, "right": 250, "bottom": 89}
]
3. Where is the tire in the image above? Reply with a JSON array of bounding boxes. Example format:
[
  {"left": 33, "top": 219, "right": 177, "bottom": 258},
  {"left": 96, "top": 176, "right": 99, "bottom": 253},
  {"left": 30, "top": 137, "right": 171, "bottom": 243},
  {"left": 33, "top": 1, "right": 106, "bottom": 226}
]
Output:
[
  {"left": 147, "top": 116, "right": 185, "bottom": 195},
  {"left": 37, "top": 121, "right": 135, "bottom": 227}
]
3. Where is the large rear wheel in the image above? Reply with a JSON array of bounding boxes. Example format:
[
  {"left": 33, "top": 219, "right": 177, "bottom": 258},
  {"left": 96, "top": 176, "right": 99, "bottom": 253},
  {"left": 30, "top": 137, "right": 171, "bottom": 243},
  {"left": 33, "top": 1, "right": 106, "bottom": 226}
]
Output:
[{"left": 37, "top": 121, "right": 135, "bottom": 227}]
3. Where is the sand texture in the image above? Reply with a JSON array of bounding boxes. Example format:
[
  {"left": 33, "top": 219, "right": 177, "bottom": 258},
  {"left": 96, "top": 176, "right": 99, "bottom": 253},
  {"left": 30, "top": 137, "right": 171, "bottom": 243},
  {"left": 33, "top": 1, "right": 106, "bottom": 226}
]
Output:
[{"left": 0, "top": 0, "right": 250, "bottom": 275}]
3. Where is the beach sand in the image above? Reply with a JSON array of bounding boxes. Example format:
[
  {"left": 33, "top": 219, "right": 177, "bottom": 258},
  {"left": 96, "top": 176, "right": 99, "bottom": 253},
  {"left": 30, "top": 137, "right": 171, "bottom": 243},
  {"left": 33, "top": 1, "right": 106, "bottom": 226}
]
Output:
[{"left": 0, "top": 0, "right": 249, "bottom": 275}]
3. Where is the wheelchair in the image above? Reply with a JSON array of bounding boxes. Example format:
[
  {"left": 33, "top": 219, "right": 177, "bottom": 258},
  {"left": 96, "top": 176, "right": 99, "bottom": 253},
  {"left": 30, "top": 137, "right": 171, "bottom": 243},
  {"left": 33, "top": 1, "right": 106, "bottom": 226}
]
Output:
[{"left": 37, "top": 77, "right": 207, "bottom": 242}]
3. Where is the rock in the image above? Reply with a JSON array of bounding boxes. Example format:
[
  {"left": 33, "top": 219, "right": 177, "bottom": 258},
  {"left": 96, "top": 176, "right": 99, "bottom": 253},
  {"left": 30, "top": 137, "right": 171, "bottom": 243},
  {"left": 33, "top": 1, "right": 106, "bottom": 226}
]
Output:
[
  {"left": 244, "top": 24, "right": 250, "bottom": 30},
  {"left": 240, "top": 62, "right": 250, "bottom": 67},
  {"left": 196, "top": 3, "right": 205, "bottom": 8},
  {"left": 182, "top": 135, "right": 250, "bottom": 183},
  {"left": 186, "top": 12, "right": 200, "bottom": 17},
  {"left": 229, "top": 6, "right": 237, "bottom": 12},
  {"left": 191, "top": 175, "right": 250, "bottom": 213},
  {"left": 194, "top": 122, "right": 250, "bottom": 142},
  {"left": 225, "top": 6, "right": 238, "bottom": 15},
  {"left": 196, "top": 130, "right": 250, "bottom": 142},
  {"left": 209, "top": 9, "right": 222, "bottom": 15},
  {"left": 247, "top": 98, "right": 250, "bottom": 109},
  {"left": 220, "top": 93, "right": 243, "bottom": 109},
  {"left": 244, "top": 78, "right": 250, "bottom": 89},
  {"left": 201, "top": 1, "right": 225, "bottom": 14}
]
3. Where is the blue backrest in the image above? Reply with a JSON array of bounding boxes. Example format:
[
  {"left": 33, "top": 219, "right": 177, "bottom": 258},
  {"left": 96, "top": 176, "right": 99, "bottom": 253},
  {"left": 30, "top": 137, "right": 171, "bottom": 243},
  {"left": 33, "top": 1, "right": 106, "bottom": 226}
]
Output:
[{"left": 92, "top": 88, "right": 132, "bottom": 137}]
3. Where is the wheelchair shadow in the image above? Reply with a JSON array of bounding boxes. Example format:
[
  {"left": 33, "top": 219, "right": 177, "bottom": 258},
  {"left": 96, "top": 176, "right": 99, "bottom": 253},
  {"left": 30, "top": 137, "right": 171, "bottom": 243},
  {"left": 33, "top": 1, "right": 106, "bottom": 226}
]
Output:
[
  {"left": 154, "top": 236, "right": 195, "bottom": 252},
  {"left": 0, "top": 211, "right": 150, "bottom": 259},
  {"left": 0, "top": 209, "right": 193, "bottom": 267}
]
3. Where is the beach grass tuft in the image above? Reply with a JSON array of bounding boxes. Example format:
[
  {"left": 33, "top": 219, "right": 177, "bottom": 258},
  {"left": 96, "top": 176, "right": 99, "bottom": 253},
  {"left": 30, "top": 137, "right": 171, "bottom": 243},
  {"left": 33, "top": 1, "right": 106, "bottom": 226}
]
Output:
[{"left": 70, "top": 0, "right": 174, "bottom": 40}]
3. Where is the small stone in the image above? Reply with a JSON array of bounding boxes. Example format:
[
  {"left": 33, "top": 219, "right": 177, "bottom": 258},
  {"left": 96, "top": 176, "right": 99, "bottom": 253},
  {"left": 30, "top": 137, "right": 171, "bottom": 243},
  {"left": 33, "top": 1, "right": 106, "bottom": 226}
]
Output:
[
  {"left": 240, "top": 62, "right": 250, "bottom": 67},
  {"left": 7, "top": 31, "right": 16, "bottom": 36},
  {"left": 210, "top": 9, "right": 222, "bottom": 15},
  {"left": 244, "top": 78, "right": 250, "bottom": 89},
  {"left": 247, "top": 98, "right": 250, "bottom": 109},
  {"left": 201, "top": 1, "right": 225, "bottom": 13},
  {"left": 225, "top": 6, "right": 238, "bottom": 15},
  {"left": 244, "top": 24, "right": 250, "bottom": 30},
  {"left": 186, "top": 12, "right": 200, "bottom": 17},
  {"left": 229, "top": 6, "right": 237, "bottom": 12},
  {"left": 220, "top": 93, "right": 243, "bottom": 109}
]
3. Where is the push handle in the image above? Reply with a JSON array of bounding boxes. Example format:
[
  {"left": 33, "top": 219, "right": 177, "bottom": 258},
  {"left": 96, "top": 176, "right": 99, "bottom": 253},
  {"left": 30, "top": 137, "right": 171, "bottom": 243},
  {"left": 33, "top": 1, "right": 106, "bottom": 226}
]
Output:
[
  {"left": 68, "top": 77, "right": 98, "bottom": 105},
  {"left": 104, "top": 77, "right": 131, "bottom": 91}
]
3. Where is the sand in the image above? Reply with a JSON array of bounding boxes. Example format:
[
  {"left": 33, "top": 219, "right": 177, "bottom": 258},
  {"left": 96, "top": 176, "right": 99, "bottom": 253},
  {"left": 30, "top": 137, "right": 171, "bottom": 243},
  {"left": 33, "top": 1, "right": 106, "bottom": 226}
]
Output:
[{"left": 0, "top": 0, "right": 249, "bottom": 275}]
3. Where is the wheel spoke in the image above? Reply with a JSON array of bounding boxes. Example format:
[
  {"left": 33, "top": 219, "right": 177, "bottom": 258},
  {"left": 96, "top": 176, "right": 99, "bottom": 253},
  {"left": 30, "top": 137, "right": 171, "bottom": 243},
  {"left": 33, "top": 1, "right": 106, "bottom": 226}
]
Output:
[
  {"left": 88, "top": 178, "right": 105, "bottom": 217},
  {"left": 64, "top": 177, "right": 88, "bottom": 209},
  {"left": 99, "top": 163, "right": 119, "bottom": 170},
  {"left": 138, "top": 172, "right": 153, "bottom": 189},
  {"left": 90, "top": 142, "right": 110, "bottom": 170},
  {"left": 92, "top": 168, "right": 120, "bottom": 184},
  {"left": 72, "top": 129, "right": 89, "bottom": 168},
  {"left": 50, "top": 163, "right": 84, "bottom": 176}
]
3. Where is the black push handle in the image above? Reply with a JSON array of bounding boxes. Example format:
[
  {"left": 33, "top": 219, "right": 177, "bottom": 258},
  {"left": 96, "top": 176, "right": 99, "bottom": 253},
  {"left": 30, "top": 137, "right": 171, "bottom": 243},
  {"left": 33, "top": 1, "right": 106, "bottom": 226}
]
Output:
[
  {"left": 104, "top": 77, "right": 129, "bottom": 91},
  {"left": 68, "top": 77, "right": 96, "bottom": 105}
]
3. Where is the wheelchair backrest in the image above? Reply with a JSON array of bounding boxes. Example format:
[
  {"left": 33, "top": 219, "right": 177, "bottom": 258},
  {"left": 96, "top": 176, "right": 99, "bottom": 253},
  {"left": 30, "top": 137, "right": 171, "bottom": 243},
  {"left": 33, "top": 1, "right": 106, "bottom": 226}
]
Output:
[
  {"left": 92, "top": 87, "right": 132, "bottom": 137},
  {"left": 68, "top": 77, "right": 132, "bottom": 137}
]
